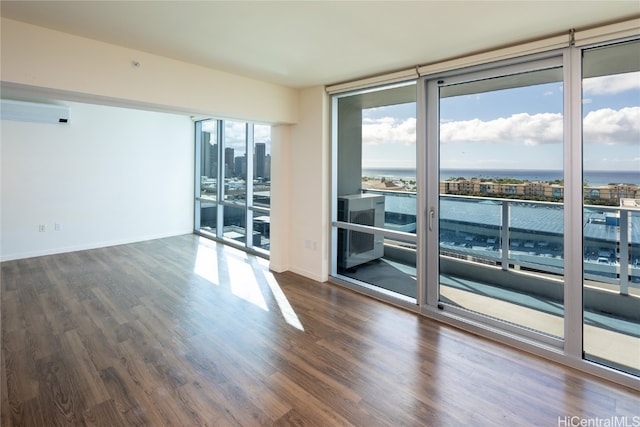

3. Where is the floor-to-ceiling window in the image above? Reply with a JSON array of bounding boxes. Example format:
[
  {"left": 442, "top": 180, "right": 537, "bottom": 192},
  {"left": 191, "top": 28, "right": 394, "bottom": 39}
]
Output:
[
  {"left": 221, "top": 120, "right": 248, "bottom": 245},
  {"left": 197, "top": 120, "right": 219, "bottom": 235},
  {"left": 330, "top": 29, "right": 639, "bottom": 386},
  {"left": 581, "top": 39, "right": 640, "bottom": 376},
  {"left": 431, "top": 57, "right": 566, "bottom": 342},
  {"left": 252, "top": 124, "right": 272, "bottom": 251},
  {"left": 195, "top": 119, "right": 271, "bottom": 255},
  {"left": 331, "top": 82, "right": 418, "bottom": 303}
]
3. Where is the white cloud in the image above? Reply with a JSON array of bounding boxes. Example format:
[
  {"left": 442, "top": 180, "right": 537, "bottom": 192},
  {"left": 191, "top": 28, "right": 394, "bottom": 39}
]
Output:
[
  {"left": 223, "top": 121, "right": 248, "bottom": 150},
  {"left": 201, "top": 120, "right": 217, "bottom": 133},
  {"left": 583, "top": 106, "right": 640, "bottom": 145},
  {"left": 254, "top": 124, "right": 271, "bottom": 144},
  {"left": 440, "top": 112, "right": 563, "bottom": 145},
  {"left": 583, "top": 71, "right": 639, "bottom": 96},
  {"left": 361, "top": 106, "right": 638, "bottom": 150},
  {"left": 362, "top": 116, "right": 416, "bottom": 145}
]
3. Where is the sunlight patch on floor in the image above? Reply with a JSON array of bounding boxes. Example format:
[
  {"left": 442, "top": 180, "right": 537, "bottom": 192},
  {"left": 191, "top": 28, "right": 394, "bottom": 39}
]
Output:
[
  {"left": 194, "top": 243, "right": 219, "bottom": 285},
  {"left": 264, "top": 271, "right": 304, "bottom": 331},
  {"left": 229, "top": 255, "right": 268, "bottom": 311}
]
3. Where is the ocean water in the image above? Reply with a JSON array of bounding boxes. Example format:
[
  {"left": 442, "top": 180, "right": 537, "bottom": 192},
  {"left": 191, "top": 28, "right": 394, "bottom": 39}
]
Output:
[{"left": 362, "top": 168, "right": 640, "bottom": 186}]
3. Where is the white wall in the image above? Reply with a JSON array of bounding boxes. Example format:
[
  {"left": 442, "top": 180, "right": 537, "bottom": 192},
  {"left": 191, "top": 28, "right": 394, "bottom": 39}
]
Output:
[
  {"left": 0, "top": 101, "right": 194, "bottom": 261},
  {"left": 269, "top": 124, "right": 292, "bottom": 273},
  {"left": 1, "top": 18, "right": 298, "bottom": 125},
  {"left": 0, "top": 18, "right": 333, "bottom": 284},
  {"left": 285, "top": 87, "right": 330, "bottom": 282}
]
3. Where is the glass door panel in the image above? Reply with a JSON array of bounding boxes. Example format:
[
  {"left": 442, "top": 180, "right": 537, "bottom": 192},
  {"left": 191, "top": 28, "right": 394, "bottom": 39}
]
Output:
[
  {"left": 223, "top": 120, "right": 247, "bottom": 203},
  {"left": 582, "top": 40, "right": 640, "bottom": 375},
  {"left": 437, "top": 63, "right": 565, "bottom": 338},
  {"left": 222, "top": 121, "right": 247, "bottom": 244},
  {"left": 252, "top": 124, "right": 271, "bottom": 251},
  {"left": 198, "top": 120, "right": 218, "bottom": 235},
  {"left": 196, "top": 119, "right": 271, "bottom": 255},
  {"left": 333, "top": 83, "right": 418, "bottom": 301},
  {"left": 253, "top": 124, "right": 271, "bottom": 208}
]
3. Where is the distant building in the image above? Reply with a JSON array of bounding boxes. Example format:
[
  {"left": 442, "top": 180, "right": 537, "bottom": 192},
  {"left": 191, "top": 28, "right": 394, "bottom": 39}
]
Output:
[
  {"left": 440, "top": 178, "right": 637, "bottom": 204},
  {"left": 235, "top": 155, "right": 246, "bottom": 178},
  {"left": 584, "top": 184, "right": 639, "bottom": 203},
  {"left": 265, "top": 154, "right": 271, "bottom": 179},
  {"left": 201, "top": 132, "right": 217, "bottom": 179},
  {"left": 225, "top": 147, "right": 235, "bottom": 176},
  {"left": 255, "top": 143, "right": 266, "bottom": 178}
]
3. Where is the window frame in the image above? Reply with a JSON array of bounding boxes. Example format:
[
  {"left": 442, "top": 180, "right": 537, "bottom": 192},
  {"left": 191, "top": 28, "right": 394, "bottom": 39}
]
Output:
[
  {"left": 195, "top": 118, "right": 271, "bottom": 257},
  {"left": 329, "top": 36, "right": 640, "bottom": 389}
]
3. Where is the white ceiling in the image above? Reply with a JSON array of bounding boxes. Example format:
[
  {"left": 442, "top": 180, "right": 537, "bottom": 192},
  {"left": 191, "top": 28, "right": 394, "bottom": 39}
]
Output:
[{"left": 1, "top": 1, "right": 639, "bottom": 89}]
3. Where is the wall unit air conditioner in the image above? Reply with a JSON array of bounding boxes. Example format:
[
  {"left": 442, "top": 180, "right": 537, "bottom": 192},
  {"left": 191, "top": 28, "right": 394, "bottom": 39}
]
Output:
[
  {"left": 1, "top": 99, "right": 70, "bottom": 124},
  {"left": 338, "top": 193, "right": 385, "bottom": 269}
]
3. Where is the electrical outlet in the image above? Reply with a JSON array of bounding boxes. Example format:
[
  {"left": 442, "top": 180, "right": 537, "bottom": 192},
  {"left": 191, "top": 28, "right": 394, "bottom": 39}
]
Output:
[
  {"left": 54, "top": 223, "right": 61, "bottom": 231},
  {"left": 38, "top": 224, "right": 45, "bottom": 232}
]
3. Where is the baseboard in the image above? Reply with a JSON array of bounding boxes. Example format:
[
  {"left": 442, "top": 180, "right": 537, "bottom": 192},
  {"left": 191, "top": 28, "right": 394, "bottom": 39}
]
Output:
[
  {"left": 289, "top": 266, "right": 327, "bottom": 283},
  {"left": 0, "top": 230, "right": 192, "bottom": 262},
  {"left": 269, "top": 262, "right": 290, "bottom": 273}
]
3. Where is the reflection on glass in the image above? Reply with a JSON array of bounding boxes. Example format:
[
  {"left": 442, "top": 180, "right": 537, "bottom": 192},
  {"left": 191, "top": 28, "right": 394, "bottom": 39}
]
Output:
[
  {"left": 582, "top": 40, "right": 640, "bottom": 375},
  {"left": 438, "top": 66, "right": 565, "bottom": 338}
]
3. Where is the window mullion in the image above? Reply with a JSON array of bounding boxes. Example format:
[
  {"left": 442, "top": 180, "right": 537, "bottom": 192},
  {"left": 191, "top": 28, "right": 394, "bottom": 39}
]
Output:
[
  {"left": 194, "top": 121, "right": 203, "bottom": 231},
  {"left": 563, "top": 46, "right": 584, "bottom": 359},
  {"left": 216, "top": 120, "right": 224, "bottom": 237},
  {"left": 246, "top": 123, "right": 254, "bottom": 249}
]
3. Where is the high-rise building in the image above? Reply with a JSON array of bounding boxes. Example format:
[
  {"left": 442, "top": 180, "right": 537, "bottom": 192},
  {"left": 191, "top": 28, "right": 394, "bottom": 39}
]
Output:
[
  {"left": 255, "top": 142, "right": 266, "bottom": 178},
  {"left": 225, "top": 147, "right": 235, "bottom": 176},
  {"left": 265, "top": 154, "right": 271, "bottom": 179},
  {"left": 235, "top": 155, "right": 246, "bottom": 178},
  {"left": 201, "top": 132, "right": 218, "bottom": 179}
]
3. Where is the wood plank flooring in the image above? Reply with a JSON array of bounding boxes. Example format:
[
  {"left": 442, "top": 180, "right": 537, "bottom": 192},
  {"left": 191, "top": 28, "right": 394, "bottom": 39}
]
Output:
[{"left": 1, "top": 234, "right": 638, "bottom": 426}]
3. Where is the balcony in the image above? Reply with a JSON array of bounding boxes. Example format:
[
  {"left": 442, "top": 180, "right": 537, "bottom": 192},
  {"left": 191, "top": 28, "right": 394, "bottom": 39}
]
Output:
[
  {"left": 336, "top": 190, "right": 640, "bottom": 373},
  {"left": 351, "top": 190, "right": 639, "bottom": 294}
]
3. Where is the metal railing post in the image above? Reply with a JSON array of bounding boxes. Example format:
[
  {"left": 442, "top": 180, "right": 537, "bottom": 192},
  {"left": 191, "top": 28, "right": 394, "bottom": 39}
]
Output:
[
  {"left": 501, "top": 200, "right": 510, "bottom": 271},
  {"left": 619, "top": 209, "right": 630, "bottom": 296}
]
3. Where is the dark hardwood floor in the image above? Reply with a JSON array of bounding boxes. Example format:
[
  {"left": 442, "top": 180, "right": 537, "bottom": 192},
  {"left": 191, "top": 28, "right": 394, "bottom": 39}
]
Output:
[{"left": 1, "top": 234, "right": 638, "bottom": 426}]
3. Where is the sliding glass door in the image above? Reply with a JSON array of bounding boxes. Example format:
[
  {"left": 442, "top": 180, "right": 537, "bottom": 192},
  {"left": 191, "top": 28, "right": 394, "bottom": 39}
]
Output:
[
  {"left": 431, "top": 57, "right": 566, "bottom": 340},
  {"left": 330, "top": 34, "right": 639, "bottom": 385},
  {"left": 581, "top": 40, "right": 640, "bottom": 375}
]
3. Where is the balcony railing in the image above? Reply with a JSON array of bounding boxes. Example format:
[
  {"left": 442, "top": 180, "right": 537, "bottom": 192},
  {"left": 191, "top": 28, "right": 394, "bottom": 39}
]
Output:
[{"left": 363, "top": 189, "right": 640, "bottom": 296}]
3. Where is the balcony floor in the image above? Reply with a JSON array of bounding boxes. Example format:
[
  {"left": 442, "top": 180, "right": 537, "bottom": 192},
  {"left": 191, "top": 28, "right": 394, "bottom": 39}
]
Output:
[{"left": 341, "top": 256, "right": 640, "bottom": 374}]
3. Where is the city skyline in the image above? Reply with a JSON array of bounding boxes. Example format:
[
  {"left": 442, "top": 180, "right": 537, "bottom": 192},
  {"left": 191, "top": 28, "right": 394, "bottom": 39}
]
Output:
[
  {"left": 200, "top": 120, "right": 272, "bottom": 179},
  {"left": 201, "top": 120, "right": 271, "bottom": 154}
]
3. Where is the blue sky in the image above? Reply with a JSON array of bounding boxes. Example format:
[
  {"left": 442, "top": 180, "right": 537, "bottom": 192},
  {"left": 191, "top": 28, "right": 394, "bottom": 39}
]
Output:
[{"left": 361, "top": 71, "right": 640, "bottom": 173}]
